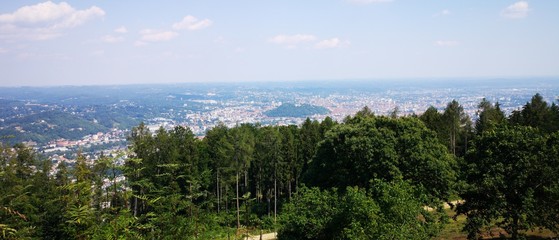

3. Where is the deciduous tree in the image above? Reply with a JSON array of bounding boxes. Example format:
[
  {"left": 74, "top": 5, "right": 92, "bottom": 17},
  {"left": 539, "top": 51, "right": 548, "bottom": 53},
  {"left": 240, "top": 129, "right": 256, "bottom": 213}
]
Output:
[{"left": 458, "top": 126, "right": 559, "bottom": 239}]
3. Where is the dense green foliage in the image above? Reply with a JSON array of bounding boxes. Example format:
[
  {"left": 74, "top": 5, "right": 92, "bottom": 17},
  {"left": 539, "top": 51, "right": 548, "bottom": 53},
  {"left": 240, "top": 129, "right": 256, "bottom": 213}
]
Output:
[
  {"left": 279, "top": 181, "right": 442, "bottom": 240},
  {"left": 305, "top": 115, "right": 456, "bottom": 202},
  {"left": 1, "top": 93, "right": 559, "bottom": 239},
  {"left": 418, "top": 94, "right": 559, "bottom": 239},
  {"left": 419, "top": 100, "right": 473, "bottom": 157},
  {"left": 458, "top": 126, "right": 559, "bottom": 239},
  {"left": 509, "top": 93, "right": 559, "bottom": 133}
]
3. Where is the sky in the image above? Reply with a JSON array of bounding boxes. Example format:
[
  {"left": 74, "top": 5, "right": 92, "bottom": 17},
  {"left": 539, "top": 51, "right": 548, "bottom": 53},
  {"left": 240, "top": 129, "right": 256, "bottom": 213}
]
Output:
[{"left": 0, "top": 0, "right": 558, "bottom": 86}]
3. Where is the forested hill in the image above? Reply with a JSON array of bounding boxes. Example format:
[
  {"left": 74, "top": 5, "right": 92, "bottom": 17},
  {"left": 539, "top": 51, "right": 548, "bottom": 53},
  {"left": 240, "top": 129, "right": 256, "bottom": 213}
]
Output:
[
  {"left": 0, "top": 99, "right": 140, "bottom": 145},
  {"left": 0, "top": 110, "right": 108, "bottom": 144},
  {"left": 1, "top": 93, "right": 559, "bottom": 239},
  {"left": 264, "top": 103, "right": 330, "bottom": 118}
]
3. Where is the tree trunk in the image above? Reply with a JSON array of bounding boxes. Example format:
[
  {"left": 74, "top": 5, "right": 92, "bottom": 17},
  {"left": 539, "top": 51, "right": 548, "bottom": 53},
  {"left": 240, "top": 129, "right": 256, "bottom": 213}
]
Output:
[
  {"left": 133, "top": 189, "right": 139, "bottom": 217},
  {"left": 245, "top": 198, "right": 249, "bottom": 234},
  {"left": 217, "top": 170, "right": 220, "bottom": 213},
  {"left": 511, "top": 215, "right": 519, "bottom": 240},
  {"left": 236, "top": 173, "right": 240, "bottom": 229},
  {"left": 295, "top": 174, "right": 298, "bottom": 194},
  {"left": 244, "top": 170, "right": 248, "bottom": 193},
  {"left": 225, "top": 186, "right": 228, "bottom": 212},
  {"left": 195, "top": 207, "right": 199, "bottom": 239},
  {"left": 274, "top": 146, "right": 278, "bottom": 224},
  {"left": 463, "top": 132, "right": 468, "bottom": 157},
  {"left": 257, "top": 165, "right": 262, "bottom": 203},
  {"left": 274, "top": 174, "right": 277, "bottom": 223},
  {"left": 190, "top": 181, "right": 193, "bottom": 216},
  {"left": 288, "top": 176, "right": 292, "bottom": 200}
]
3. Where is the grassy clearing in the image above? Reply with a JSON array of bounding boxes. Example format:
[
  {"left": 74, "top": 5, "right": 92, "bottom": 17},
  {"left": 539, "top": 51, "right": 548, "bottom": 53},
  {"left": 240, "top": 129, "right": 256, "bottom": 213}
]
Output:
[
  {"left": 436, "top": 209, "right": 557, "bottom": 240},
  {"left": 435, "top": 209, "right": 468, "bottom": 240}
]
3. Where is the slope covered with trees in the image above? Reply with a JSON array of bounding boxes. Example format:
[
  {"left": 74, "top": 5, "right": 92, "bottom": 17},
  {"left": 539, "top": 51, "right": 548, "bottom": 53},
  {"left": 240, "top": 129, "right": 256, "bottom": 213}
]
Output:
[
  {"left": 1, "top": 93, "right": 559, "bottom": 239},
  {"left": 0, "top": 111, "right": 109, "bottom": 144}
]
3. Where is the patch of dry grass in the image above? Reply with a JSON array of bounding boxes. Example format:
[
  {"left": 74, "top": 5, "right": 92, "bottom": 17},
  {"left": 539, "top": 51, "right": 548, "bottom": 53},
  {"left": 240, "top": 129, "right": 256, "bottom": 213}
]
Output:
[{"left": 435, "top": 209, "right": 557, "bottom": 240}]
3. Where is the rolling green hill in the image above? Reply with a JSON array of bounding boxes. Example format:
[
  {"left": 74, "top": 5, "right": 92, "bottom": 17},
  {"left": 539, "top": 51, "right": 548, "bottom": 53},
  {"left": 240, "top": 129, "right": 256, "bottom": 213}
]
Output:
[
  {"left": 0, "top": 111, "right": 108, "bottom": 144},
  {"left": 264, "top": 103, "right": 330, "bottom": 118}
]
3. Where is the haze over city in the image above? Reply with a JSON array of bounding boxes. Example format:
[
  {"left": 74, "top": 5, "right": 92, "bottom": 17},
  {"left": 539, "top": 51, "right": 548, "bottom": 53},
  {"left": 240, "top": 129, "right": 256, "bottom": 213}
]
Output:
[{"left": 1, "top": 1, "right": 558, "bottom": 86}]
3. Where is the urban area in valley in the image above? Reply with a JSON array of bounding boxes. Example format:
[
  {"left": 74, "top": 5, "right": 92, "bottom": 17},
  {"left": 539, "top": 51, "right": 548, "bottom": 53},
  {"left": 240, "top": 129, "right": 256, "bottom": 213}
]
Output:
[{"left": 1, "top": 78, "right": 558, "bottom": 173}]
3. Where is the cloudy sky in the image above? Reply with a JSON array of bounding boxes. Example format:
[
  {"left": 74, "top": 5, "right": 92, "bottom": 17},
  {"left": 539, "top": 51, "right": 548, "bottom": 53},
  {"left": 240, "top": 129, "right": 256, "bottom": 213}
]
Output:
[{"left": 0, "top": 1, "right": 558, "bottom": 86}]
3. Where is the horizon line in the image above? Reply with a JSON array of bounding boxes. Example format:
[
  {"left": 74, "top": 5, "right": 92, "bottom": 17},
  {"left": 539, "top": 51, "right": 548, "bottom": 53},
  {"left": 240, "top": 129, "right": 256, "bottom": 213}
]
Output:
[{"left": 2, "top": 76, "right": 559, "bottom": 88}]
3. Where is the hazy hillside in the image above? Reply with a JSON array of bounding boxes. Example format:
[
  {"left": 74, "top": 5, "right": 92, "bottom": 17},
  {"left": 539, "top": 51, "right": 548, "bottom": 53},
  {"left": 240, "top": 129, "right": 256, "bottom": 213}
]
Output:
[
  {"left": 265, "top": 103, "right": 330, "bottom": 118},
  {"left": 0, "top": 110, "right": 108, "bottom": 144}
]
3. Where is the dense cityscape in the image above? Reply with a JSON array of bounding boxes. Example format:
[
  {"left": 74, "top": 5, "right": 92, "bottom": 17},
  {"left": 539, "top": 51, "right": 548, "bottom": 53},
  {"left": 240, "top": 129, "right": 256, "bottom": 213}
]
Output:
[{"left": 1, "top": 79, "right": 558, "bottom": 161}]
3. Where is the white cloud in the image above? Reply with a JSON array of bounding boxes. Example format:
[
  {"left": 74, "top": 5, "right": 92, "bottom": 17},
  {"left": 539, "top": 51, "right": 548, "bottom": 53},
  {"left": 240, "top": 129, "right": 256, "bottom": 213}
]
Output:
[
  {"left": 269, "top": 34, "right": 317, "bottom": 45},
  {"left": 0, "top": 1, "right": 105, "bottom": 41},
  {"left": 114, "top": 26, "right": 127, "bottom": 33},
  {"left": 0, "top": 1, "right": 74, "bottom": 23},
  {"left": 50, "top": 6, "right": 104, "bottom": 29},
  {"left": 0, "top": 47, "right": 7, "bottom": 54},
  {"left": 441, "top": 9, "right": 451, "bottom": 15},
  {"left": 172, "top": 15, "right": 212, "bottom": 30},
  {"left": 347, "top": 0, "right": 392, "bottom": 5},
  {"left": 101, "top": 35, "right": 124, "bottom": 43},
  {"left": 501, "top": 1, "right": 530, "bottom": 19},
  {"left": 139, "top": 29, "right": 178, "bottom": 42},
  {"left": 315, "top": 38, "right": 350, "bottom": 49},
  {"left": 269, "top": 34, "right": 349, "bottom": 50},
  {"left": 435, "top": 40, "right": 460, "bottom": 47}
]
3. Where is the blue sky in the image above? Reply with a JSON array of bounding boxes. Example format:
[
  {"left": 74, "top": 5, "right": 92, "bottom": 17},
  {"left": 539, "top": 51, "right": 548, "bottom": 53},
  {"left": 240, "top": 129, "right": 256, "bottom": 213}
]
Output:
[{"left": 0, "top": 0, "right": 558, "bottom": 86}]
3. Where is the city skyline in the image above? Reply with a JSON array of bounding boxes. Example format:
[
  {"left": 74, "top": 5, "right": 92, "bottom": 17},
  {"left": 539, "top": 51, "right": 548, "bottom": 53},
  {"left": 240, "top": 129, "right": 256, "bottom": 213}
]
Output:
[{"left": 1, "top": 1, "right": 558, "bottom": 86}]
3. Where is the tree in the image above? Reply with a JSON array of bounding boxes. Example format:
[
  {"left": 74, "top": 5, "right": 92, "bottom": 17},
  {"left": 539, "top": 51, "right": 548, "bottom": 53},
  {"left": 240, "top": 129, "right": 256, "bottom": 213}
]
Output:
[
  {"left": 509, "top": 93, "right": 558, "bottom": 133},
  {"left": 419, "top": 106, "right": 445, "bottom": 143},
  {"left": 0, "top": 144, "right": 38, "bottom": 239},
  {"left": 229, "top": 125, "right": 255, "bottom": 229},
  {"left": 304, "top": 116, "right": 456, "bottom": 202},
  {"left": 279, "top": 125, "right": 298, "bottom": 199},
  {"left": 127, "top": 122, "right": 153, "bottom": 217},
  {"left": 475, "top": 98, "right": 505, "bottom": 134},
  {"left": 442, "top": 100, "right": 472, "bottom": 157},
  {"left": 62, "top": 153, "right": 95, "bottom": 239},
  {"left": 203, "top": 123, "right": 233, "bottom": 213},
  {"left": 458, "top": 125, "right": 559, "bottom": 239},
  {"left": 298, "top": 118, "right": 320, "bottom": 175},
  {"left": 279, "top": 181, "right": 441, "bottom": 240},
  {"left": 255, "top": 126, "right": 283, "bottom": 222},
  {"left": 278, "top": 187, "right": 341, "bottom": 240},
  {"left": 420, "top": 106, "right": 441, "bottom": 128},
  {"left": 369, "top": 180, "right": 443, "bottom": 239},
  {"left": 319, "top": 116, "right": 336, "bottom": 136},
  {"left": 549, "top": 103, "right": 559, "bottom": 132},
  {"left": 421, "top": 101, "right": 474, "bottom": 157}
]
